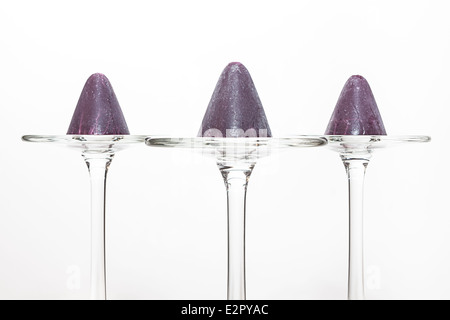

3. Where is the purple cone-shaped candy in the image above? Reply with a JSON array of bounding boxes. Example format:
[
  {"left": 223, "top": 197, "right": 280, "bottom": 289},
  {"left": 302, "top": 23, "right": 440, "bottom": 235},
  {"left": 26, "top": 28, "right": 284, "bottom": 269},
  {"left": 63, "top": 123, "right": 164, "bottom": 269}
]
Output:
[
  {"left": 325, "top": 75, "right": 386, "bottom": 135},
  {"left": 198, "top": 62, "right": 272, "bottom": 138},
  {"left": 67, "top": 73, "right": 129, "bottom": 135}
]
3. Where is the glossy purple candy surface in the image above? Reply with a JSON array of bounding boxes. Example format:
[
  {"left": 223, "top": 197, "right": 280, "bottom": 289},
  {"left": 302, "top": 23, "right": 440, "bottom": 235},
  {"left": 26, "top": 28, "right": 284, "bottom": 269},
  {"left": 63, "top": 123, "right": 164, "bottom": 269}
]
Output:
[
  {"left": 325, "top": 75, "right": 386, "bottom": 135},
  {"left": 198, "top": 62, "right": 271, "bottom": 138},
  {"left": 67, "top": 73, "right": 129, "bottom": 135}
]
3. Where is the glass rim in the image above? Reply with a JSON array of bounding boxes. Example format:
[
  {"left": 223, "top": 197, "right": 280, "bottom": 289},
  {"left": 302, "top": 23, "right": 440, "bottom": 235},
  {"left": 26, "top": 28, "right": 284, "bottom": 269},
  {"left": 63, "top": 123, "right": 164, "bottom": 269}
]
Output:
[
  {"left": 22, "top": 134, "right": 147, "bottom": 144},
  {"left": 145, "top": 136, "right": 328, "bottom": 149},
  {"left": 324, "top": 134, "right": 431, "bottom": 144},
  {"left": 323, "top": 134, "right": 431, "bottom": 154}
]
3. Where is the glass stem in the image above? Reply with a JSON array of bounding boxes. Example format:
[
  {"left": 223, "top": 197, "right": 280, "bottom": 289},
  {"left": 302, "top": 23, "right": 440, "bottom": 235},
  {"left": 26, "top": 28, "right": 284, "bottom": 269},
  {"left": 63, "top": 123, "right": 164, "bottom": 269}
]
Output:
[
  {"left": 219, "top": 164, "right": 254, "bottom": 300},
  {"left": 83, "top": 152, "right": 114, "bottom": 300},
  {"left": 342, "top": 156, "right": 370, "bottom": 300}
]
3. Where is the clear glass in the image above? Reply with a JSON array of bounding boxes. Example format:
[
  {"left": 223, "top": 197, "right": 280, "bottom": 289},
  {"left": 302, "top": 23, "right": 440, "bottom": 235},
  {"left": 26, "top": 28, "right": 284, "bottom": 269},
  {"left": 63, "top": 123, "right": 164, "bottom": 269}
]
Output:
[
  {"left": 22, "top": 134, "right": 146, "bottom": 299},
  {"left": 22, "top": 134, "right": 146, "bottom": 150},
  {"left": 146, "top": 136, "right": 327, "bottom": 300},
  {"left": 84, "top": 153, "right": 112, "bottom": 299},
  {"left": 325, "top": 135, "right": 431, "bottom": 300},
  {"left": 220, "top": 165, "right": 254, "bottom": 300},
  {"left": 344, "top": 157, "right": 369, "bottom": 300}
]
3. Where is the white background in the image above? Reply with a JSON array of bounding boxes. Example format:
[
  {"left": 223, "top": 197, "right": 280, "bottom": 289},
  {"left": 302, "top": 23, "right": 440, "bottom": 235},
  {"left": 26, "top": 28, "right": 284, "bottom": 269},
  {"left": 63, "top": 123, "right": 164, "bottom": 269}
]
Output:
[{"left": 0, "top": 0, "right": 448, "bottom": 300}]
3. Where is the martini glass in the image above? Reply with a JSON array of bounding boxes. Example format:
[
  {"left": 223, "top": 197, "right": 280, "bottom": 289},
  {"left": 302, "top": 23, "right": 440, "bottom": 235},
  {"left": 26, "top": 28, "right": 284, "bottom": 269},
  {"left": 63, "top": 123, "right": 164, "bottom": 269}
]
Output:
[
  {"left": 146, "top": 136, "right": 326, "bottom": 300},
  {"left": 324, "top": 134, "right": 431, "bottom": 300},
  {"left": 22, "top": 134, "right": 146, "bottom": 300}
]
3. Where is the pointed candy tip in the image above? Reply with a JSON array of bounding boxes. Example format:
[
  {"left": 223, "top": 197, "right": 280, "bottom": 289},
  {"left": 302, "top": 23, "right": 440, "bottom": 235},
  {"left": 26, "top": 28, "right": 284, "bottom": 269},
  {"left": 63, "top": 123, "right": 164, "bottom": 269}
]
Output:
[
  {"left": 350, "top": 74, "right": 366, "bottom": 80},
  {"left": 223, "top": 61, "right": 249, "bottom": 73},
  {"left": 85, "top": 73, "right": 111, "bottom": 85},
  {"left": 346, "top": 74, "right": 369, "bottom": 85},
  {"left": 66, "top": 73, "right": 130, "bottom": 135},
  {"left": 226, "top": 61, "right": 245, "bottom": 68},
  {"left": 198, "top": 62, "right": 272, "bottom": 138},
  {"left": 89, "top": 72, "right": 106, "bottom": 78},
  {"left": 325, "top": 75, "right": 386, "bottom": 136}
]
